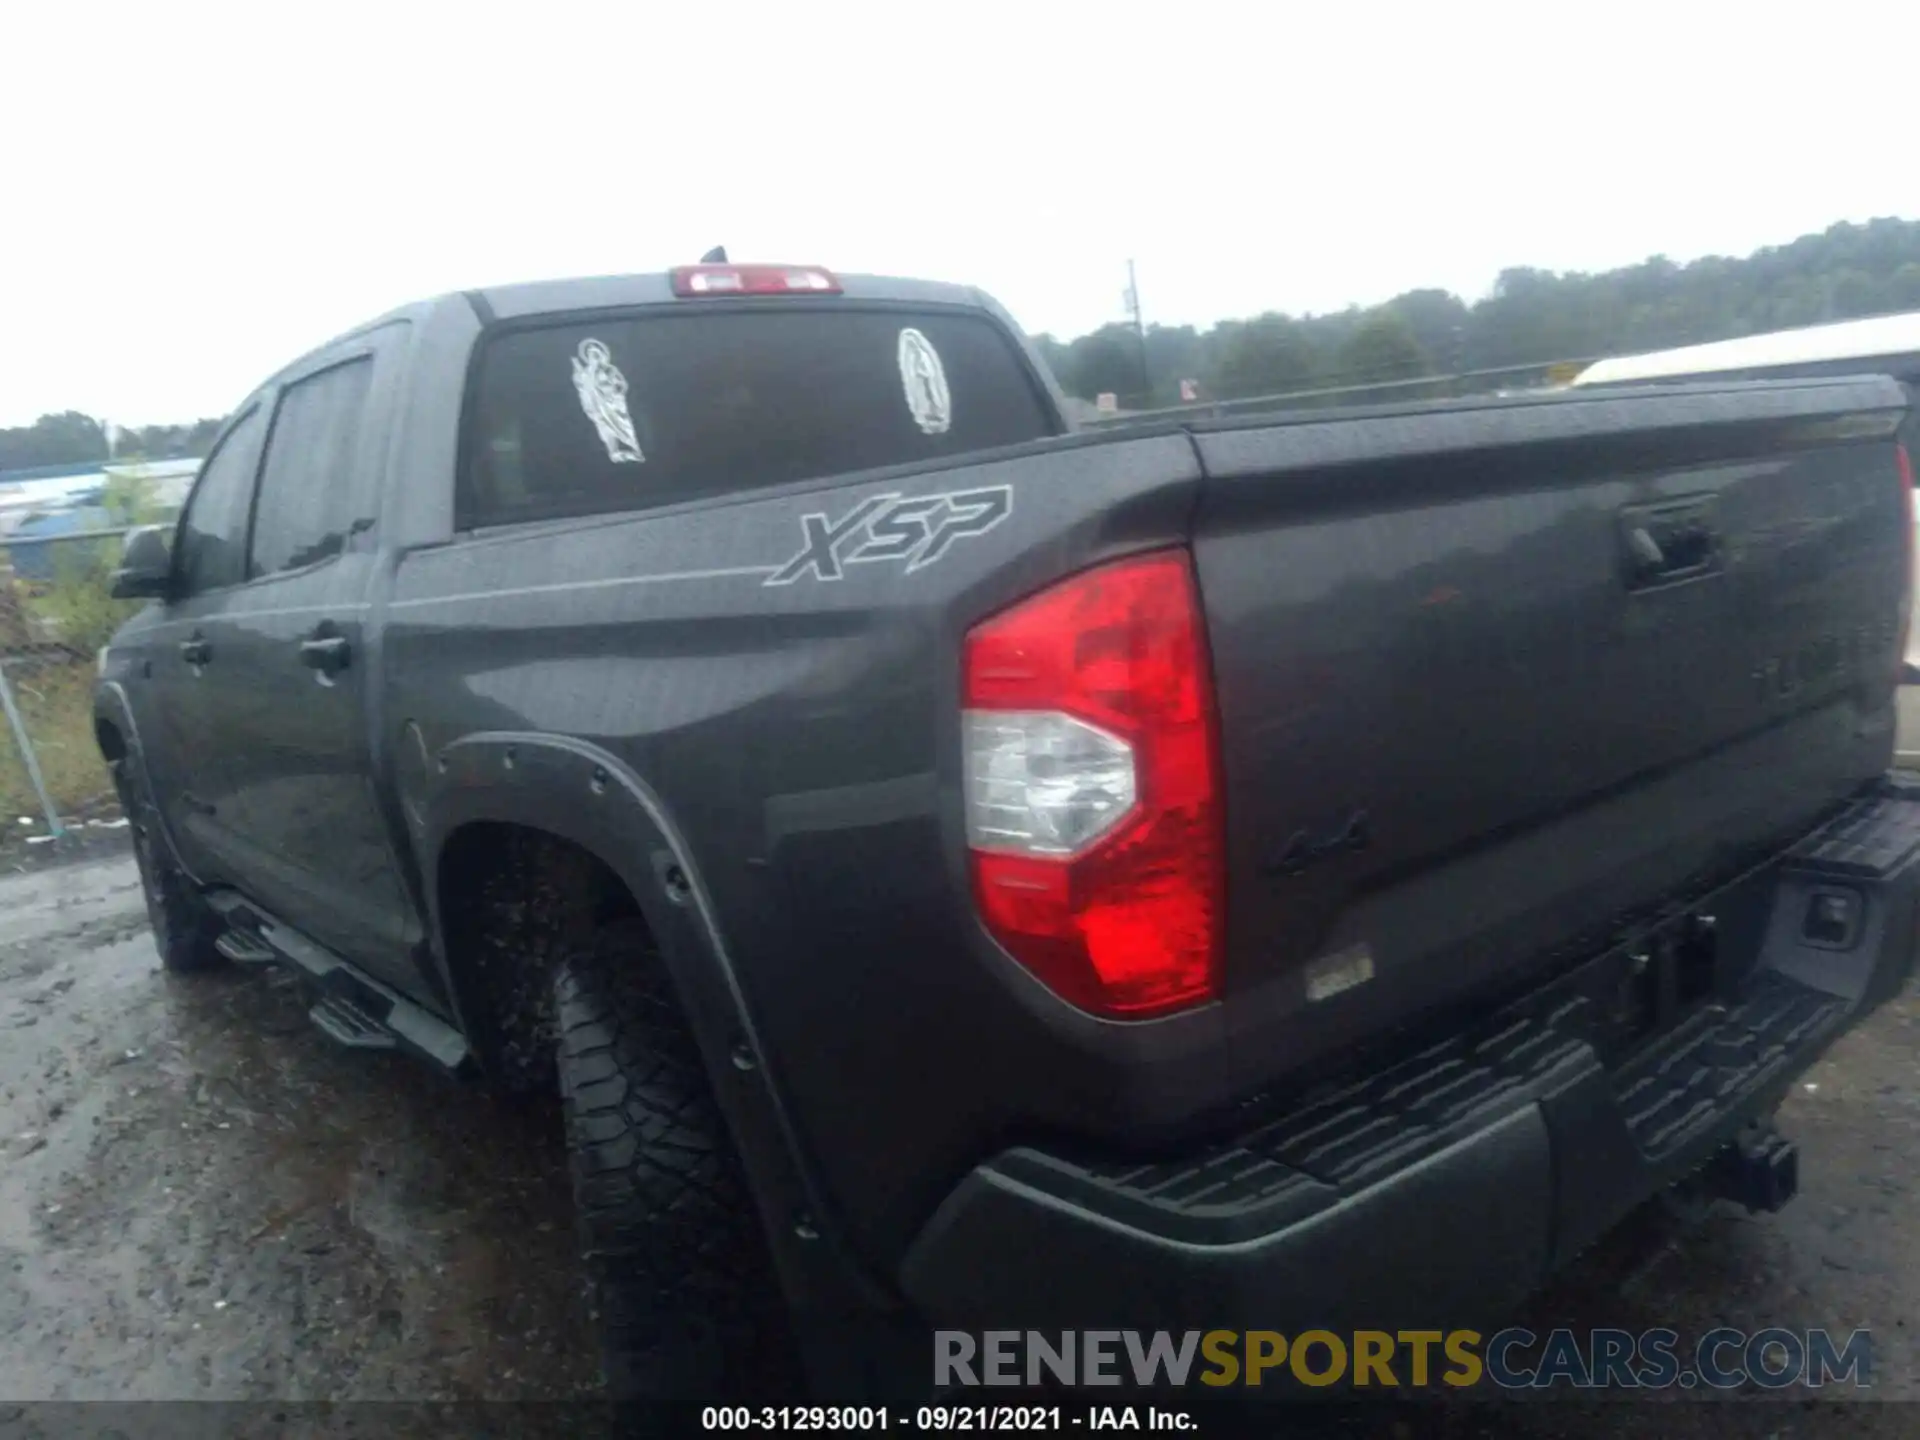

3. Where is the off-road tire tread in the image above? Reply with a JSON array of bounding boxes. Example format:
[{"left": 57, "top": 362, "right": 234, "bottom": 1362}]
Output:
[
  {"left": 113, "top": 758, "right": 224, "bottom": 973},
  {"left": 553, "top": 919, "right": 793, "bottom": 1401}
]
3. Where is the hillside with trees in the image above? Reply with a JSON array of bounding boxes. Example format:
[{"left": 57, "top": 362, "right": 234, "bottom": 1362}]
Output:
[{"left": 1036, "top": 216, "right": 1920, "bottom": 409}]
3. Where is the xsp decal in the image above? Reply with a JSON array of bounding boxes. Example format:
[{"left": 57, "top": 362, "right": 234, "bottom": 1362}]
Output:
[
  {"left": 764, "top": 494, "right": 897, "bottom": 587},
  {"left": 765, "top": 486, "right": 1013, "bottom": 585}
]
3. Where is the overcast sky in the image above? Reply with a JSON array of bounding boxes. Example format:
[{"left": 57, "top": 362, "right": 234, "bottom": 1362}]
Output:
[{"left": 4, "top": 1, "right": 1916, "bottom": 428}]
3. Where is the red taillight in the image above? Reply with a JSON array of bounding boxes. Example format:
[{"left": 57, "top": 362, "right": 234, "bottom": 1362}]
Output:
[
  {"left": 962, "top": 549, "right": 1224, "bottom": 1020},
  {"left": 1899, "top": 442, "right": 1915, "bottom": 532},
  {"left": 669, "top": 264, "right": 841, "bottom": 297},
  {"left": 1899, "top": 442, "right": 1915, "bottom": 670}
]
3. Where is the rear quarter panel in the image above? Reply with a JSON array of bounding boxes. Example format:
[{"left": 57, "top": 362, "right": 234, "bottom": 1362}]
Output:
[{"left": 382, "top": 431, "right": 1210, "bottom": 1267}]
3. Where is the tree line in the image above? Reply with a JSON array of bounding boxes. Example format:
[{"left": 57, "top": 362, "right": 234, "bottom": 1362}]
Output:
[
  {"left": 0, "top": 412, "right": 223, "bottom": 474},
  {"left": 9, "top": 215, "right": 1920, "bottom": 457},
  {"left": 1035, "top": 216, "right": 1920, "bottom": 410}
]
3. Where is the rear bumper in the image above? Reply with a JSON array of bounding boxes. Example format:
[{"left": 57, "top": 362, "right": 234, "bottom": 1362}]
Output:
[{"left": 900, "top": 782, "right": 1920, "bottom": 1332}]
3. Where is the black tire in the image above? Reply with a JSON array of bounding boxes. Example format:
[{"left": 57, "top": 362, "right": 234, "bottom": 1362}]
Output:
[
  {"left": 112, "top": 757, "right": 225, "bottom": 974},
  {"left": 552, "top": 919, "right": 798, "bottom": 1401}
]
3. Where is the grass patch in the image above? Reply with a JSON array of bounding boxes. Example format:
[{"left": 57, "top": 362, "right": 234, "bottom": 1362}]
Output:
[
  {"left": 0, "top": 469, "right": 168, "bottom": 834},
  {"left": 0, "top": 657, "right": 112, "bottom": 829}
]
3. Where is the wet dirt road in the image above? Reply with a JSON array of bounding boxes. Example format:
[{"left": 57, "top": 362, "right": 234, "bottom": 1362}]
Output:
[
  {"left": 0, "top": 848, "right": 597, "bottom": 1405},
  {"left": 3, "top": 848, "right": 1919, "bottom": 1436}
]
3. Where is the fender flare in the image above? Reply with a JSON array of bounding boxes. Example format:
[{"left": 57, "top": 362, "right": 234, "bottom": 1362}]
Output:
[{"left": 411, "top": 729, "right": 895, "bottom": 1318}]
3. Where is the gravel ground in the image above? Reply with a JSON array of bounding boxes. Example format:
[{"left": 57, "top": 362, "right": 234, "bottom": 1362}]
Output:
[{"left": 1, "top": 850, "right": 1917, "bottom": 1438}]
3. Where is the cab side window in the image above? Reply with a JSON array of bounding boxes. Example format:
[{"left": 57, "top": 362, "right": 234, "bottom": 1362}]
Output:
[
  {"left": 172, "top": 406, "right": 267, "bottom": 596},
  {"left": 248, "top": 357, "right": 374, "bottom": 579}
]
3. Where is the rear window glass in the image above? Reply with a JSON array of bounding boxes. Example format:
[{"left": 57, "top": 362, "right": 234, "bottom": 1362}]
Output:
[{"left": 460, "top": 307, "right": 1056, "bottom": 529}]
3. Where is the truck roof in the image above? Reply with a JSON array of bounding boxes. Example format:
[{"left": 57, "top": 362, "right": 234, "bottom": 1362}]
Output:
[
  {"left": 473, "top": 270, "right": 993, "bottom": 320},
  {"left": 257, "top": 269, "right": 1010, "bottom": 396}
]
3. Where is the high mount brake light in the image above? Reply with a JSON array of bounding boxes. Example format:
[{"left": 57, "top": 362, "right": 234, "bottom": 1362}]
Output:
[
  {"left": 962, "top": 549, "right": 1225, "bottom": 1020},
  {"left": 669, "top": 264, "right": 842, "bottom": 297}
]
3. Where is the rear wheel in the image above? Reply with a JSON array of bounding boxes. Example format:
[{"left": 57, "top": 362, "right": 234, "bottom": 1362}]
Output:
[
  {"left": 112, "top": 758, "right": 224, "bottom": 973},
  {"left": 552, "top": 919, "right": 798, "bottom": 1400}
]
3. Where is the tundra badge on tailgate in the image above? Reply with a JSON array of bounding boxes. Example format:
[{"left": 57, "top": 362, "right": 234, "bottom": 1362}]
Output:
[{"left": 765, "top": 485, "right": 1014, "bottom": 585}]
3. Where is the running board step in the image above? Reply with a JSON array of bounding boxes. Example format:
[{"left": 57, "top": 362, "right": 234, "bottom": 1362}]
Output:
[
  {"left": 310, "top": 994, "right": 398, "bottom": 1050},
  {"left": 203, "top": 890, "right": 471, "bottom": 1075},
  {"left": 214, "top": 930, "right": 277, "bottom": 965}
]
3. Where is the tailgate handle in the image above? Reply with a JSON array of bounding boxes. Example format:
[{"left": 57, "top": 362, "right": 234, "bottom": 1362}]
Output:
[{"left": 1622, "top": 499, "right": 1718, "bottom": 589}]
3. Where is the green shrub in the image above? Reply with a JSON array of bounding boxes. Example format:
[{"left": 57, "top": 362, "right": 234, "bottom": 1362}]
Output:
[{"left": 24, "top": 465, "right": 168, "bottom": 659}]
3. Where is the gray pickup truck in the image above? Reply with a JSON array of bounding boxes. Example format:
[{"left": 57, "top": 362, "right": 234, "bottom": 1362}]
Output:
[{"left": 95, "top": 259, "right": 1920, "bottom": 1403}]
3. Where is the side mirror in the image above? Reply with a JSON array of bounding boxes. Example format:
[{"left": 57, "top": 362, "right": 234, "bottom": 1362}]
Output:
[{"left": 109, "top": 525, "right": 174, "bottom": 601}]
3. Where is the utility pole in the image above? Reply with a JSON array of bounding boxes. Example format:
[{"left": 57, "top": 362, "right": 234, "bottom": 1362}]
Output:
[{"left": 1124, "top": 259, "right": 1151, "bottom": 404}]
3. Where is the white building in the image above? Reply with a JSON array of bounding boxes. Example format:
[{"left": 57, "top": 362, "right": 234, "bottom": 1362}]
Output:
[{"left": 0, "top": 458, "right": 199, "bottom": 538}]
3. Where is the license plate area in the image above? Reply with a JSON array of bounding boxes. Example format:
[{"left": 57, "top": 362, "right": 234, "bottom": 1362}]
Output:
[{"left": 1570, "top": 861, "right": 1780, "bottom": 1072}]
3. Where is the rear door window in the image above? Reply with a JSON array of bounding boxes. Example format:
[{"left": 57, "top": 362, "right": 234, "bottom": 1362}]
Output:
[
  {"left": 460, "top": 307, "right": 1056, "bottom": 529},
  {"left": 248, "top": 357, "right": 374, "bottom": 578}
]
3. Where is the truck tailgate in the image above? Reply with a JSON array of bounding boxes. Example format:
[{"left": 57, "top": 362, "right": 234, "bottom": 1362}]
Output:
[{"left": 1192, "top": 377, "right": 1912, "bottom": 1084}]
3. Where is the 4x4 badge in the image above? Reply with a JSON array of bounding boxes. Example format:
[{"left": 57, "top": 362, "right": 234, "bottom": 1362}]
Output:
[{"left": 765, "top": 485, "right": 1013, "bottom": 585}]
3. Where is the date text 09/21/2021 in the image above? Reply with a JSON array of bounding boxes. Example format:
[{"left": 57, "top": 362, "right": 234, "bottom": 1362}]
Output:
[{"left": 700, "top": 1407, "right": 1192, "bottom": 1431}]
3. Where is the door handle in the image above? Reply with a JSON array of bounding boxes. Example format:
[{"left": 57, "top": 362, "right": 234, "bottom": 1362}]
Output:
[
  {"left": 179, "top": 635, "right": 211, "bottom": 666},
  {"left": 299, "top": 635, "right": 351, "bottom": 674}
]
